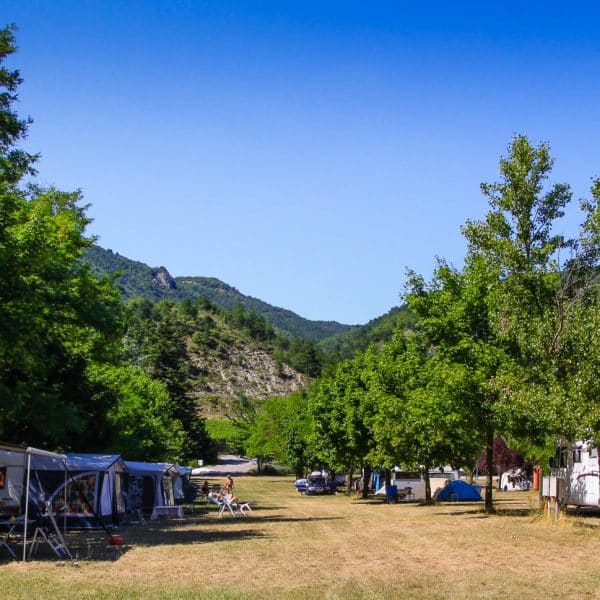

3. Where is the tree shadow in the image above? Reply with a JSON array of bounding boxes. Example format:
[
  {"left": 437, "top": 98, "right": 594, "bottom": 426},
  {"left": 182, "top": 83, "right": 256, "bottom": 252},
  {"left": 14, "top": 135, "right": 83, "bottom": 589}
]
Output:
[
  {"left": 19, "top": 521, "right": 272, "bottom": 563},
  {"left": 128, "top": 527, "right": 269, "bottom": 547},
  {"left": 244, "top": 515, "right": 344, "bottom": 524},
  {"left": 430, "top": 499, "right": 532, "bottom": 518}
]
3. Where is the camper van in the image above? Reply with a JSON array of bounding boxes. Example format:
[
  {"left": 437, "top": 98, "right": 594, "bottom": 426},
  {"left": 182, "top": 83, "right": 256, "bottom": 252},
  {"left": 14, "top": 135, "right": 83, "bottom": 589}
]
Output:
[
  {"left": 377, "top": 466, "right": 461, "bottom": 502},
  {"left": 550, "top": 440, "right": 600, "bottom": 508}
]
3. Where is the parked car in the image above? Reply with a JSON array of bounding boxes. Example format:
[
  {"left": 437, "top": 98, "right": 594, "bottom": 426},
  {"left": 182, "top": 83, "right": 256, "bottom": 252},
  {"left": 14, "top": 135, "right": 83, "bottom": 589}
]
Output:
[{"left": 294, "top": 472, "right": 341, "bottom": 495}]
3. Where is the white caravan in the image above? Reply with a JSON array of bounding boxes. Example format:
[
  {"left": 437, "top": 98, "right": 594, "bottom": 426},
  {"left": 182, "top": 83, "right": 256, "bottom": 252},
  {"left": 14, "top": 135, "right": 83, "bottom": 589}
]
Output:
[{"left": 550, "top": 440, "right": 600, "bottom": 508}]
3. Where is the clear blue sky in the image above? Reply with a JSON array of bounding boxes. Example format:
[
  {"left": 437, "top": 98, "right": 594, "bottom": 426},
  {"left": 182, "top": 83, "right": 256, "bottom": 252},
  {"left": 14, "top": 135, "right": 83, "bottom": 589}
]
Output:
[{"left": 4, "top": 2, "right": 600, "bottom": 324}]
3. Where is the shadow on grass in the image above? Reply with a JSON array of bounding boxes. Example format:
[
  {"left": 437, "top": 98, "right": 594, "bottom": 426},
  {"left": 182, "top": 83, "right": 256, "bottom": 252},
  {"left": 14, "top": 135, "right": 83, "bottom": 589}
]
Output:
[
  {"left": 127, "top": 527, "right": 270, "bottom": 547},
  {"left": 430, "top": 506, "right": 532, "bottom": 518},
  {"left": 242, "top": 515, "right": 344, "bottom": 524},
  {"left": 19, "top": 523, "right": 273, "bottom": 563},
  {"left": 0, "top": 529, "right": 136, "bottom": 564},
  {"left": 219, "top": 505, "right": 288, "bottom": 512},
  {"left": 570, "top": 506, "right": 600, "bottom": 517}
]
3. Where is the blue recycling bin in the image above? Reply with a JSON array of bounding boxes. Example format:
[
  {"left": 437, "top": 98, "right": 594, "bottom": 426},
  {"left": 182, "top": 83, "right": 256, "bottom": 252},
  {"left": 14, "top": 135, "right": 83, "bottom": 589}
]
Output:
[{"left": 386, "top": 485, "right": 398, "bottom": 504}]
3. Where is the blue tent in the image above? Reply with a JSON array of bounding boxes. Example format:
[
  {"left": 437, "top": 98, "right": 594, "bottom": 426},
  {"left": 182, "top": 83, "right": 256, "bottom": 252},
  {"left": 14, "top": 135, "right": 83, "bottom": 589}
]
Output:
[{"left": 435, "top": 480, "right": 482, "bottom": 501}]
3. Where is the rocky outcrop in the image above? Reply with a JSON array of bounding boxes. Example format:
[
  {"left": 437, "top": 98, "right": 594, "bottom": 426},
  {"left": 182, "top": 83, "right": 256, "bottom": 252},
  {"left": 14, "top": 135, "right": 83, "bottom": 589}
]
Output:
[
  {"left": 189, "top": 341, "right": 309, "bottom": 402},
  {"left": 152, "top": 266, "right": 177, "bottom": 289}
]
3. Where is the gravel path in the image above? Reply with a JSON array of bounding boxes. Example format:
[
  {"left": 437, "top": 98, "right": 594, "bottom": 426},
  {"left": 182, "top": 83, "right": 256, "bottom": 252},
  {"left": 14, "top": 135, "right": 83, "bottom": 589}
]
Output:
[{"left": 191, "top": 454, "right": 255, "bottom": 477}]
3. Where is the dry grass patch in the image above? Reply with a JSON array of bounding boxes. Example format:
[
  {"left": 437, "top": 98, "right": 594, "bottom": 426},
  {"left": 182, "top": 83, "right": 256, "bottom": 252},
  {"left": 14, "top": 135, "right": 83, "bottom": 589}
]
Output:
[{"left": 2, "top": 477, "right": 600, "bottom": 599}]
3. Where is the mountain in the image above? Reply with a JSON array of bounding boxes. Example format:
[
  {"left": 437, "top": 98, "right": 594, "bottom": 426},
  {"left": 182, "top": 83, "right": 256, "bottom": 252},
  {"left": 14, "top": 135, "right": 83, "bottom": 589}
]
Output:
[{"left": 84, "top": 245, "right": 355, "bottom": 342}]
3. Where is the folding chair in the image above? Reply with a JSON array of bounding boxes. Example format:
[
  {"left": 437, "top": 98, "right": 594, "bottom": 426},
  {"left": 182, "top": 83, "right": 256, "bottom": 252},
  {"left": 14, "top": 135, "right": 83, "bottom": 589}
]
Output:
[{"left": 28, "top": 506, "right": 71, "bottom": 560}]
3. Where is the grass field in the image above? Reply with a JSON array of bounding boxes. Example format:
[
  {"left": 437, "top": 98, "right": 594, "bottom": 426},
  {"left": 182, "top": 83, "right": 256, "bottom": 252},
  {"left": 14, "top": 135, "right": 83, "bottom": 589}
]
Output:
[{"left": 1, "top": 476, "right": 600, "bottom": 599}]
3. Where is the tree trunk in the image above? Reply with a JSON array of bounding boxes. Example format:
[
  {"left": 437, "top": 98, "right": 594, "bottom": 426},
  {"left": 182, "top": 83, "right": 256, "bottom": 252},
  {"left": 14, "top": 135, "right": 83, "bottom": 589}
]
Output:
[
  {"left": 423, "top": 465, "right": 432, "bottom": 504},
  {"left": 484, "top": 428, "right": 495, "bottom": 514},
  {"left": 361, "top": 465, "right": 371, "bottom": 499},
  {"left": 346, "top": 471, "right": 353, "bottom": 495}
]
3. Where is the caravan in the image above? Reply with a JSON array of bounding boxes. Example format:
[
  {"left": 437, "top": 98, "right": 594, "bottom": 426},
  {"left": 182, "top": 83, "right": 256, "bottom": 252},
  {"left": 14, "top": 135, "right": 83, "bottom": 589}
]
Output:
[
  {"left": 550, "top": 440, "right": 600, "bottom": 508},
  {"left": 375, "top": 466, "right": 461, "bottom": 502}
]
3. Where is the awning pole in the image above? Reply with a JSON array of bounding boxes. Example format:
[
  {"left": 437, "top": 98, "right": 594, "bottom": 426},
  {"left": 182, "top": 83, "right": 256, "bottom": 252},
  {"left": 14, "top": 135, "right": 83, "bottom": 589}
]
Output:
[
  {"left": 63, "top": 459, "right": 67, "bottom": 533},
  {"left": 23, "top": 453, "right": 31, "bottom": 562}
]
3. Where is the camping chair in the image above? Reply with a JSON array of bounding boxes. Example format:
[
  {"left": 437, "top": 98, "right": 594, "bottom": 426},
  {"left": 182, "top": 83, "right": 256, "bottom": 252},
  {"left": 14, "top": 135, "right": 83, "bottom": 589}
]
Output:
[
  {"left": 0, "top": 519, "right": 19, "bottom": 559},
  {"left": 397, "top": 487, "right": 415, "bottom": 501},
  {"left": 208, "top": 493, "right": 252, "bottom": 518},
  {"left": 219, "top": 494, "right": 253, "bottom": 518},
  {"left": 27, "top": 503, "right": 72, "bottom": 560}
]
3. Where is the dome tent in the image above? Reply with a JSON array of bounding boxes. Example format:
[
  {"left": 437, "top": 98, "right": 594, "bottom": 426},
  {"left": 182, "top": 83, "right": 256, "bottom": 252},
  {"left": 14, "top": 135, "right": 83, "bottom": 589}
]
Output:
[{"left": 435, "top": 479, "right": 482, "bottom": 501}]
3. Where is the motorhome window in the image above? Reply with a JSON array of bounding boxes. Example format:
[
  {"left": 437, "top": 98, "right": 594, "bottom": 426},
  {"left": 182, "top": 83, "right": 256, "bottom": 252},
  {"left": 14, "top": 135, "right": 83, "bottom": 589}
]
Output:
[
  {"left": 573, "top": 449, "right": 582, "bottom": 463},
  {"left": 393, "top": 472, "right": 420, "bottom": 480},
  {"left": 590, "top": 448, "right": 598, "bottom": 459}
]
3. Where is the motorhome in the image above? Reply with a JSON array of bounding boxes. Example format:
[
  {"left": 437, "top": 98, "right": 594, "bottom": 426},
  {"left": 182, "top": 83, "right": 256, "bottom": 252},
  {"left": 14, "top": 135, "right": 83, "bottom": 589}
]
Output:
[{"left": 550, "top": 440, "right": 600, "bottom": 508}]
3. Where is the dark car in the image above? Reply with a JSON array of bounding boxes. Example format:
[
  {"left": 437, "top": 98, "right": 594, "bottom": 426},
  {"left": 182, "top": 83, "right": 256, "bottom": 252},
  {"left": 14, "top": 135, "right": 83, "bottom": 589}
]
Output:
[{"left": 294, "top": 472, "right": 341, "bottom": 495}]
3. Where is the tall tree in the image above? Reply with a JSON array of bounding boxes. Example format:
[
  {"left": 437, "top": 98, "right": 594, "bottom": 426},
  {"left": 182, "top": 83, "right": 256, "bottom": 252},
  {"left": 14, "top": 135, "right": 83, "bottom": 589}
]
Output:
[
  {"left": 370, "top": 330, "right": 482, "bottom": 503},
  {"left": 402, "top": 135, "right": 574, "bottom": 511},
  {"left": 307, "top": 352, "right": 378, "bottom": 494},
  {"left": 0, "top": 25, "right": 124, "bottom": 446},
  {"left": 87, "top": 363, "right": 185, "bottom": 461},
  {"left": 405, "top": 257, "right": 510, "bottom": 511},
  {"left": 0, "top": 24, "right": 37, "bottom": 183}
]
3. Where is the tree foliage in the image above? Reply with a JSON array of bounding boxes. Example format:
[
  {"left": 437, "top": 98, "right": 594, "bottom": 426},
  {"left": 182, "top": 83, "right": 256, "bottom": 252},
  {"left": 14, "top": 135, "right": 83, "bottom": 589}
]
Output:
[{"left": 124, "top": 298, "right": 217, "bottom": 463}]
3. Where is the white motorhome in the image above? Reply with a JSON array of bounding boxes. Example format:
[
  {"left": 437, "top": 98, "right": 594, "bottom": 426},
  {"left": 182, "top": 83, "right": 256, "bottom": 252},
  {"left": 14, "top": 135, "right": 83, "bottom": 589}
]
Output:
[{"left": 550, "top": 440, "right": 600, "bottom": 508}]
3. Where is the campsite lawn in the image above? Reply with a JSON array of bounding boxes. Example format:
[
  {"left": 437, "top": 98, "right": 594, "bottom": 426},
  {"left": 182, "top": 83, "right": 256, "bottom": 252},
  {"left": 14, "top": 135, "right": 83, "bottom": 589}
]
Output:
[{"left": 2, "top": 476, "right": 600, "bottom": 599}]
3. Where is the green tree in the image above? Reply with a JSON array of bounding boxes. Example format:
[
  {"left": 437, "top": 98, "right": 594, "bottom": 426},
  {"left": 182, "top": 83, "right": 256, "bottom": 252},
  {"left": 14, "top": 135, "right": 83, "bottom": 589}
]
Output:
[
  {"left": 404, "top": 135, "right": 575, "bottom": 511},
  {"left": 370, "top": 330, "right": 482, "bottom": 503},
  {"left": 245, "top": 392, "right": 313, "bottom": 478},
  {"left": 0, "top": 24, "right": 37, "bottom": 183},
  {"left": 87, "top": 364, "right": 185, "bottom": 461},
  {"left": 307, "top": 353, "right": 378, "bottom": 494},
  {"left": 0, "top": 144, "right": 123, "bottom": 446},
  {"left": 404, "top": 257, "right": 511, "bottom": 511}
]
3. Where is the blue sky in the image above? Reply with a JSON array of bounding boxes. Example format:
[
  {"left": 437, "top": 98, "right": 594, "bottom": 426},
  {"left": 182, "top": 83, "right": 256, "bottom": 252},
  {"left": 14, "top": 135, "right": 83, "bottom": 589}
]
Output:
[{"left": 4, "top": 2, "right": 600, "bottom": 324}]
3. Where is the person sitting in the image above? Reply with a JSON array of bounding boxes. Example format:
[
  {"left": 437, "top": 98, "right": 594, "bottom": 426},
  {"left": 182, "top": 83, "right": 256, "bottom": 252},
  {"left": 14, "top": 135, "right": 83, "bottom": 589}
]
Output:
[
  {"left": 222, "top": 491, "right": 239, "bottom": 504},
  {"left": 201, "top": 480, "right": 210, "bottom": 498}
]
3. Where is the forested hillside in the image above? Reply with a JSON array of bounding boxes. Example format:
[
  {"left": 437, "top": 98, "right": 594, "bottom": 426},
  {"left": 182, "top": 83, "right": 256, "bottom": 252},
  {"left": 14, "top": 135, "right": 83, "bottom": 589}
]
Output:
[
  {"left": 318, "top": 305, "right": 416, "bottom": 359},
  {"left": 124, "top": 297, "right": 313, "bottom": 417},
  {"left": 84, "top": 245, "right": 355, "bottom": 342}
]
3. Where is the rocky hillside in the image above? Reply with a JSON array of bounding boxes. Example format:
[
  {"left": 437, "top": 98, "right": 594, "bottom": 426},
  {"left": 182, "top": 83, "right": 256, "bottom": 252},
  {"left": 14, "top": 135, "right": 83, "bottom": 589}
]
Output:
[
  {"left": 189, "top": 336, "right": 309, "bottom": 410},
  {"left": 124, "top": 294, "right": 315, "bottom": 414}
]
